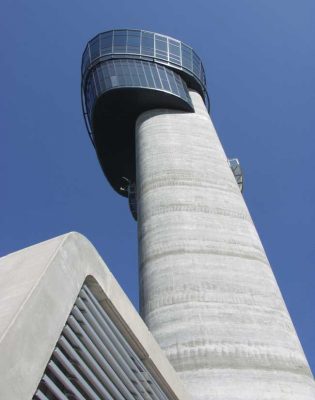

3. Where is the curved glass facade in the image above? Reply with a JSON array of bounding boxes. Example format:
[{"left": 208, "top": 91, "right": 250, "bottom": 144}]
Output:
[
  {"left": 81, "top": 29, "right": 209, "bottom": 195},
  {"left": 84, "top": 59, "right": 192, "bottom": 123},
  {"left": 82, "top": 29, "right": 207, "bottom": 99}
]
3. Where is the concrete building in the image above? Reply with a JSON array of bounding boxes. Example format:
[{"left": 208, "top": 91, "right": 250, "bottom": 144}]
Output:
[
  {"left": 81, "top": 29, "right": 315, "bottom": 398},
  {"left": 0, "top": 233, "right": 189, "bottom": 400}
]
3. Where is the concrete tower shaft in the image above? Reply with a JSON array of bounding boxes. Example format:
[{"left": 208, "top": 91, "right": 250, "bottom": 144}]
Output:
[
  {"left": 136, "top": 91, "right": 315, "bottom": 399},
  {"left": 82, "top": 30, "right": 315, "bottom": 398}
]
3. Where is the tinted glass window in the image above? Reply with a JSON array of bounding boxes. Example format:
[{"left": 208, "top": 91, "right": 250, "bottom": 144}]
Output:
[
  {"left": 135, "top": 62, "right": 148, "bottom": 87},
  {"left": 100, "top": 32, "right": 113, "bottom": 55},
  {"left": 83, "top": 30, "right": 207, "bottom": 104},
  {"left": 82, "top": 50, "right": 90, "bottom": 73},
  {"left": 192, "top": 52, "right": 201, "bottom": 75},
  {"left": 83, "top": 58, "right": 193, "bottom": 127},
  {"left": 89, "top": 37, "right": 100, "bottom": 61},
  {"left": 150, "top": 64, "right": 162, "bottom": 89},
  {"left": 97, "top": 68, "right": 105, "bottom": 87},
  {"left": 127, "top": 31, "right": 140, "bottom": 54},
  {"left": 155, "top": 35, "right": 168, "bottom": 60},
  {"left": 169, "top": 40, "right": 180, "bottom": 55},
  {"left": 166, "top": 69, "right": 178, "bottom": 95},
  {"left": 142, "top": 62, "right": 155, "bottom": 86},
  {"left": 169, "top": 39, "right": 181, "bottom": 65},
  {"left": 113, "top": 31, "right": 127, "bottom": 53},
  {"left": 157, "top": 66, "right": 170, "bottom": 91},
  {"left": 127, "top": 61, "right": 140, "bottom": 85},
  {"left": 141, "top": 32, "right": 154, "bottom": 56},
  {"left": 107, "top": 61, "right": 116, "bottom": 75},
  {"left": 181, "top": 44, "right": 192, "bottom": 70}
]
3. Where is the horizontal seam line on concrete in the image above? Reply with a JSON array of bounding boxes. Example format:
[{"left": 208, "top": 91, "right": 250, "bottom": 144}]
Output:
[
  {"left": 171, "top": 362, "right": 311, "bottom": 377},
  {"left": 140, "top": 181, "right": 240, "bottom": 196},
  {"left": 143, "top": 299, "right": 288, "bottom": 313},
  {"left": 140, "top": 248, "right": 269, "bottom": 269},
  {"left": 139, "top": 238, "right": 264, "bottom": 255},
  {"left": 138, "top": 206, "right": 251, "bottom": 230}
]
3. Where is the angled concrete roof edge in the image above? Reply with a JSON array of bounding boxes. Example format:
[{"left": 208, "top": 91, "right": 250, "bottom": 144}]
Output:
[{"left": 0, "top": 232, "right": 190, "bottom": 400}]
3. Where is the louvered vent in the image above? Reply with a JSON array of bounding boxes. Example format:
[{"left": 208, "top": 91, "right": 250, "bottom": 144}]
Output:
[{"left": 33, "top": 284, "right": 170, "bottom": 399}]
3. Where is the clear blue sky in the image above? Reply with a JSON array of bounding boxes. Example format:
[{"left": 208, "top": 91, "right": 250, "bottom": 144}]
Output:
[{"left": 1, "top": 0, "right": 314, "bottom": 374}]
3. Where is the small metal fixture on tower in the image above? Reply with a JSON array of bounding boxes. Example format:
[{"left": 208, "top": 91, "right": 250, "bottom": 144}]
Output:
[{"left": 228, "top": 158, "right": 243, "bottom": 192}]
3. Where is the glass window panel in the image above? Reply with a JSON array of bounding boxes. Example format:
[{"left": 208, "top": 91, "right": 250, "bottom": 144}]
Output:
[
  {"left": 125, "top": 75, "right": 133, "bottom": 86},
  {"left": 102, "top": 64, "right": 110, "bottom": 79},
  {"left": 107, "top": 61, "right": 116, "bottom": 75},
  {"left": 176, "top": 77, "right": 186, "bottom": 98},
  {"left": 166, "top": 70, "right": 178, "bottom": 94},
  {"left": 150, "top": 64, "right": 162, "bottom": 89},
  {"left": 181, "top": 44, "right": 192, "bottom": 70},
  {"left": 193, "top": 52, "right": 201, "bottom": 75},
  {"left": 155, "top": 35, "right": 168, "bottom": 60},
  {"left": 155, "top": 50, "right": 168, "bottom": 60},
  {"left": 118, "top": 71, "right": 127, "bottom": 86},
  {"left": 104, "top": 77, "right": 111, "bottom": 88},
  {"left": 156, "top": 43, "right": 168, "bottom": 54},
  {"left": 99, "top": 65, "right": 105, "bottom": 80},
  {"left": 138, "top": 65, "right": 148, "bottom": 87},
  {"left": 169, "top": 55, "right": 181, "bottom": 65},
  {"left": 157, "top": 66, "right": 170, "bottom": 91},
  {"left": 169, "top": 41, "right": 180, "bottom": 57},
  {"left": 169, "top": 40, "right": 181, "bottom": 64},
  {"left": 110, "top": 75, "right": 119, "bottom": 87},
  {"left": 95, "top": 75, "right": 102, "bottom": 95},
  {"left": 97, "top": 68, "right": 105, "bottom": 88},
  {"left": 82, "top": 48, "right": 90, "bottom": 72},
  {"left": 114, "top": 61, "right": 123, "bottom": 76},
  {"left": 142, "top": 62, "right": 155, "bottom": 87},
  {"left": 131, "top": 73, "right": 140, "bottom": 86},
  {"left": 113, "top": 31, "right": 127, "bottom": 53},
  {"left": 126, "top": 60, "right": 136, "bottom": 75},
  {"left": 155, "top": 35, "right": 167, "bottom": 52},
  {"left": 91, "top": 72, "right": 99, "bottom": 96},
  {"left": 127, "top": 60, "right": 140, "bottom": 86},
  {"left": 100, "top": 32, "right": 113, "bottom": 55},
  {"left": 127, "top": 31, "right": 140, "bottom": 53},
  {"left": 141, "top": 32, "right": 154, "bottom": 56},
  {"left": 89, "top": 37, "right": 100, "bottom": 61},
  {"left": 128, "top": 34, "right": 140, "bottom": 46}
]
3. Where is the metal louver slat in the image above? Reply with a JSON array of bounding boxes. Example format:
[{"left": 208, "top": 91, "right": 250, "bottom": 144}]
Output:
[
  {"left": 81, "top": 287, "right": 163, "bottom": 400},
  {"left": 47, "top": 360, "right": 86, "bottom": 400},
  {"left": 34, "top": 390, "right": 49, "bottom": 400},
  {"left": 75, "top": 296, "right": 147, "bottom": 399},
  {"left": 33, "top": 283, "right": 172, "bottom": 399},
  {"left": 41, "top": 375, "right": 68, "bottom": 400},
  {"left": 53, "top": 347, "right": 102, "bottom": 400},
  {"left": 83, "top": 286, "right": 167, "bottom": 400},
  {"left": 59, "top": 326, "right": 114, "bottom": 400},
  {"left": 68, "top": 322, "right": 125, "bottom": 400},
  {"left": 71, "top": 306, "right": 136, "bottom": 400}
]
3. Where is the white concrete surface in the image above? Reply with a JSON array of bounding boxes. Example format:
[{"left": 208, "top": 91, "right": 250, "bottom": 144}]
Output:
[
  {"left": 136, "top": 90, "right": 315, "bottom": 399},
  {"left": 0, "top": 232, "right": 190, "bottom": 400}
]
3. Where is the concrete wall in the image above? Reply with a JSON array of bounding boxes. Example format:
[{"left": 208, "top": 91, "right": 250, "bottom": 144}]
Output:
[
  {"left": 136, "top": 90, "right": 315, "bottom": 399},
  {"left": 0, "top": 232, "right": 190, "bottom": 400}
]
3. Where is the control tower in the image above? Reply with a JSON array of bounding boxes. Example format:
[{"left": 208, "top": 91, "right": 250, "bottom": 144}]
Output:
[{"left": 81, "top": 29, "right": 315, "bottom": 399}]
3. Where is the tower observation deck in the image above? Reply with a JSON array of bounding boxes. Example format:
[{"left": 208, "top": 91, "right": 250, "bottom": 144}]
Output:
[
  {"left": 82, "top": 29, "right": 315, "bottom": 399},
  {"left": 81, "top": 29, "right": 208, "bottom": 196}
]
